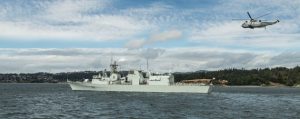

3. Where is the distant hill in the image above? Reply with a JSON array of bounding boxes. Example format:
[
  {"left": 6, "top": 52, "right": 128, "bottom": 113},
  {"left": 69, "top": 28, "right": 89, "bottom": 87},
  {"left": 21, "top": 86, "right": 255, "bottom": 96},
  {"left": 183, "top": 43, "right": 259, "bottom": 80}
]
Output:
[{"left": 1, "top": 66, "right": 300, "bottom": 86}]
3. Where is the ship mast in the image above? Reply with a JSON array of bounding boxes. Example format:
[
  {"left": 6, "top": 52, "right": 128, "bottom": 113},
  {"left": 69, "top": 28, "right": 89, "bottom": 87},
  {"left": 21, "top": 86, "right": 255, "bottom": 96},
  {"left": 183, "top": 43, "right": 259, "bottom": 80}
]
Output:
[
  {"left": 146, "top": 58, "right": 149, "bottom": 71},
  {"left": 110, "top": 61, "right": 118, "bottom": 73},
  {"left": 109, "top": 52, "right": 118, "bottom": 73}
]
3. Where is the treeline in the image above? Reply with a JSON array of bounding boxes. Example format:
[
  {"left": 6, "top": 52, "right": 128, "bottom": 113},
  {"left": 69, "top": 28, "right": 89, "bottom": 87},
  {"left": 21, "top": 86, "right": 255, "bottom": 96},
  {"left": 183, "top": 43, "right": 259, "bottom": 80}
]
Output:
[
  {"left": 0, "top": 71, "right": 128, "bottom": 83},
  {"left": 0, "top": 72, "right": 55, "bottom": 83},
  {"left": 174, "top": 66, "right": 300, "bottom": 86},
  {"left": 0, "top": 71, "right": 97, "bottom": 83},
  {"left": 0, "top": 66, "right": 300, "bottom": 86}
]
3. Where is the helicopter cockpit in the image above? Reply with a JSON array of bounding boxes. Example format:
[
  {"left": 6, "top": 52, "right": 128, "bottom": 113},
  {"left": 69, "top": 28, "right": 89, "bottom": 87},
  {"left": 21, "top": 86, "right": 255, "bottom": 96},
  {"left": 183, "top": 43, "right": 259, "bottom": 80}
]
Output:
[{"left": 241, "top": 22, "right": 248, "bottom": 28}]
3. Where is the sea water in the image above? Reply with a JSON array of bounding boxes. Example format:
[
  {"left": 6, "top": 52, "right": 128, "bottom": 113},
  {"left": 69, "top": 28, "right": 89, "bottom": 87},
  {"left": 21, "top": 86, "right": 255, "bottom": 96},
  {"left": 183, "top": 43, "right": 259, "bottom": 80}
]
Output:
[{"left": 0, "top": 83, "right": 299, "bottom": 119}]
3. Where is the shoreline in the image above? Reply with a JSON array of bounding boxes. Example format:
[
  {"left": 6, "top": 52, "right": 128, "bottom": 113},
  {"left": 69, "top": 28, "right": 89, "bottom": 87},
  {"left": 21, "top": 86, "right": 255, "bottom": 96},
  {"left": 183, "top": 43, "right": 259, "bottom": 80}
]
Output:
[{"left": 0, "top": 83, "right": 299, "bottom": 88}]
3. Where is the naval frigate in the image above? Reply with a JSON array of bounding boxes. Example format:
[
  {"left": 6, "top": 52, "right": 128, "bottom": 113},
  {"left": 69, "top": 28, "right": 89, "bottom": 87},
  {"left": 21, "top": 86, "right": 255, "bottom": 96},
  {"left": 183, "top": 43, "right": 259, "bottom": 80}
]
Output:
[{"left": 68, "top": 61, "right": 212, "bottom": 93}]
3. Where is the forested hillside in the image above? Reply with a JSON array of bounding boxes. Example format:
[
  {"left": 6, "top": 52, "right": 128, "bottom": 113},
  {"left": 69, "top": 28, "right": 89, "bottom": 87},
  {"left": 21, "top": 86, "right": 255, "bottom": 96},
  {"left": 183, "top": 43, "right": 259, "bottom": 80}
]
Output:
[{"left": 1, "top": 67, "right": 300, "bottom": 86}]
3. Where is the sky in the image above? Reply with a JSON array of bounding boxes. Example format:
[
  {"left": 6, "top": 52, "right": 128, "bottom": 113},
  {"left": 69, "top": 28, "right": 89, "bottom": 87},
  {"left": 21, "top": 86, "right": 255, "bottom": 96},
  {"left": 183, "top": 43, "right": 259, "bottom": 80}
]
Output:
[{"left": 0, "top": 0, "right": 300, "bottom": 73}]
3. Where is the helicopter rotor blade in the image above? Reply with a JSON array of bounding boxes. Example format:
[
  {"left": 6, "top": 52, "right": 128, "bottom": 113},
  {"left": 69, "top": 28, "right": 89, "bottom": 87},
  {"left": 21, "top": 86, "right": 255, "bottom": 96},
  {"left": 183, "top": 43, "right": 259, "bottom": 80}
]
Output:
[
  {"left": 260, "top": 19, "right": 268, "bottom": 21},
  {"left": 255, "top": 12, "right": 272, "bottom": 19},
  {"left": 247, "top": 12, "right": 253, "bottom": 20},
  {"left": 232, "top": 19, "right": 249, "bottom": 20}
]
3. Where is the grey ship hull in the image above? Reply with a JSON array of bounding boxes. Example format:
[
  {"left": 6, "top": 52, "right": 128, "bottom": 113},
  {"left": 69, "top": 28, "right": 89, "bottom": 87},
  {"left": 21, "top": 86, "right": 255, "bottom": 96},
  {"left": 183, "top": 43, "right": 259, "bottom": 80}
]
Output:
[{"left": 68, "top": 81, "right": 212, "bottom": 93}]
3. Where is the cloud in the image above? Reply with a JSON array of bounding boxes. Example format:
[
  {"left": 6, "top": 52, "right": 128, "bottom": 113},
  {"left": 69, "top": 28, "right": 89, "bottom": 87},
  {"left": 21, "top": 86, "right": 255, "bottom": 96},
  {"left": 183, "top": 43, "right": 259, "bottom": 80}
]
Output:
[
  {"left": 149, "top": 29, "right": 182, "bottom": 42},
  {"left": 0, "top": 0, "right": 300, "bottom": 73},
  {"left": 42, "top": 0, "right": 107, "bottom": 22},
  {"left": 1, "top": 0, "right": 299, "bottom": 50},
  {"left": 269, "top": 52, "right": 300, "bottom": 67},
  {"left": 0, "top": 16, "right": 145, "bottom": 41},
  {"left": 189, "top": 20, "right": 300, "bottom": 49},
  {"left": 1, "top": 48, "right": 299, "bottom": 73},
  {"left": 186, "top": 0, "right": 300, "bottom": 51},
  {"left": 125, "top": 29, "right": 182, "bottom": 48},
  {"left": 0, "top": 48, "right": 131, "bottom": 73},
  {"left": 164, "top": 48, "right": 258, "bottom": 70},
  {"left": 141, "top": 48, "right": 165, "bottom": 59},
  {"left": 0, "top": 0, "right": 150, "bottom": 41},
  {"left": 124, "top": 39, "right": 146, "bottom": 49}
]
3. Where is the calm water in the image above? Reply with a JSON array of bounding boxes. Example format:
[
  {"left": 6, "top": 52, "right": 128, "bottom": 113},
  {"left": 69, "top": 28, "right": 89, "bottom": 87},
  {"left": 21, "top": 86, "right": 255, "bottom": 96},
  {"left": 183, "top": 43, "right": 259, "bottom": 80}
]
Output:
[{"left": 0, "top": 84, "right": 300, "bottom": 119}]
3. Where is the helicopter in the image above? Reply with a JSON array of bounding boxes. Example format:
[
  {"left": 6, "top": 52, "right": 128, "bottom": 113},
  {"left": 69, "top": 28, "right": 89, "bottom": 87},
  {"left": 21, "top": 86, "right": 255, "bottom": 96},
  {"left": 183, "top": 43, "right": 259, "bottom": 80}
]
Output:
[{"left": 233, "top": 12, "right": 279, "bottom": 29}]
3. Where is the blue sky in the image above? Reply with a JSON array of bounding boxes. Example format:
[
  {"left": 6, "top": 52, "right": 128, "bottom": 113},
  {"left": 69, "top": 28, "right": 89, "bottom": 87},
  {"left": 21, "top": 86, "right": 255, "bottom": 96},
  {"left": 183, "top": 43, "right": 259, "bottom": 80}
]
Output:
[{"left": 0, "top": 0, "right": 300, "bottom": 73}]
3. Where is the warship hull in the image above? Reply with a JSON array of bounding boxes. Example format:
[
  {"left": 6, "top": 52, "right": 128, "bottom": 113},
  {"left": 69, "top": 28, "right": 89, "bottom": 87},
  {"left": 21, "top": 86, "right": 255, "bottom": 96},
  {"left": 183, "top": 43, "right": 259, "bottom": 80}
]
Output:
[{"left": 68, "top": 81, "right": 212, "bottom": 93}]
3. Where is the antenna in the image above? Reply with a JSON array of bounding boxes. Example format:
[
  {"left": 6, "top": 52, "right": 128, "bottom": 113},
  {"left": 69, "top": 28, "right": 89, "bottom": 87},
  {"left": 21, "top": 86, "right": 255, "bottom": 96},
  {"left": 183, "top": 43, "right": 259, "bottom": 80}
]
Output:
[{"left": 146, "top": 58, "right": 149, "bottom": 71}]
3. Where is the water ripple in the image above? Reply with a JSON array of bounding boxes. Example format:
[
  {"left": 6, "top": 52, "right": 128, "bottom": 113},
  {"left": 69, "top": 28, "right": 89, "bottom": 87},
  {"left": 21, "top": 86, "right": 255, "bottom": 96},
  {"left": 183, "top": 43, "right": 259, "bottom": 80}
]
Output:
[{"left": 0, "top": 84, "right": 300, "bottom": 119}]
